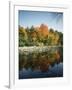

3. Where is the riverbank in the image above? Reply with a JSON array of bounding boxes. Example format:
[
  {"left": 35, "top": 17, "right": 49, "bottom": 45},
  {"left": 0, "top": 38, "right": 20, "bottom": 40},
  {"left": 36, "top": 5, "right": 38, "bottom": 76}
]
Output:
[{"left": 19, "top": 46, "right": 63, "bottom": 54}]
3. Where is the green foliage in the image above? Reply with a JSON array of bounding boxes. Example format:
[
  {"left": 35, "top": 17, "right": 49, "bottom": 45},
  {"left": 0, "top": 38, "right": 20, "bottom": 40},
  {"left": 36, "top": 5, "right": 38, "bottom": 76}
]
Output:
[{"left": 19, "top": 25, "right": 63, "bottom": 46}]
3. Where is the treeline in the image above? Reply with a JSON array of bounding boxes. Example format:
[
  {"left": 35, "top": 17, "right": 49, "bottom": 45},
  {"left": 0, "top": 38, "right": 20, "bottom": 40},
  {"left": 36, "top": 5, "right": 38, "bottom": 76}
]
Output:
[{"left": 19, "top": 24, "right": 63, "bottom": 47}]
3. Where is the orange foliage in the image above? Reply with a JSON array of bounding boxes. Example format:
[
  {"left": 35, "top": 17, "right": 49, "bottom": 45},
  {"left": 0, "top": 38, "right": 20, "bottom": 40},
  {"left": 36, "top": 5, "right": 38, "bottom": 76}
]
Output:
[{"left": 37, "top": 24, "right": 49, "bottom": 37}]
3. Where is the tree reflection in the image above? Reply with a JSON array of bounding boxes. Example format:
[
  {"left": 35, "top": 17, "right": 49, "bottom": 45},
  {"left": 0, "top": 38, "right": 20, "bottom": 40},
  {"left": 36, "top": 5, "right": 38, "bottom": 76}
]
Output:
[{"left": 19, "top": 47, "right": 63, "bottom": 72}]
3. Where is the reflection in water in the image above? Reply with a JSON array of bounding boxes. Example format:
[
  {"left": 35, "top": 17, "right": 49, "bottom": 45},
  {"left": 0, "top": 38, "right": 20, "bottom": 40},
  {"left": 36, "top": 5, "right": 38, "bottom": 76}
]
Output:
[
  {"left": 19, "top": 47, "right": 63, "bottom": 79},
  {"left": 19, "top": 63, "right": 63, "bottom": 79}
]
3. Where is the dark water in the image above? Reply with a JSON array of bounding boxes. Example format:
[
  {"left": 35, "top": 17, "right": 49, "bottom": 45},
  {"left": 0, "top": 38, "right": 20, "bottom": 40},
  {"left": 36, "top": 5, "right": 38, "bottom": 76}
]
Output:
[
  {"left": 19, "top": 47, "right": 63, "bottom": 79},
  {"left": 19, "top": 63, "right": 63, "bottom": 79}
]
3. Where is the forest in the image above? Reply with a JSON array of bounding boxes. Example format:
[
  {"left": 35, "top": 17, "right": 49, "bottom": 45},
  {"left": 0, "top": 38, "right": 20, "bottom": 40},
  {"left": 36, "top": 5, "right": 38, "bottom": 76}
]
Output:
[
  {"left": 19, "top": 24, "right": 63, "bottom": 78},
  {"left": 19, "top": 24, "right": 63, "bottom": 47}
]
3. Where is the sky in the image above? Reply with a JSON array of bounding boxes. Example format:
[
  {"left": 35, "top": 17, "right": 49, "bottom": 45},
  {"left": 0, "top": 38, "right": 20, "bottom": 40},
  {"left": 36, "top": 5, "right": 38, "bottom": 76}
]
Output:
[{"left": 19, "top": 10, "right": 63, "bottom": 32}]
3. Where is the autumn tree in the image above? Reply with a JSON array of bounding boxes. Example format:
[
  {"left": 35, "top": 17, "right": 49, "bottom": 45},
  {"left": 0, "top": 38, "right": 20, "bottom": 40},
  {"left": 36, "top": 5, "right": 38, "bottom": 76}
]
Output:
[
  {"left": 19, "top": 24, "right": 63, "bottom": 46},
  {"left": 19, "top": 26, "right": 28, "bottom": 46}
]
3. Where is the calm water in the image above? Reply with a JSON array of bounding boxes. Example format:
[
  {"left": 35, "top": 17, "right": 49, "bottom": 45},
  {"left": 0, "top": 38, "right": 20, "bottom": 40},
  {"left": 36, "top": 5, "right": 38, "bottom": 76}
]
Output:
[
  {"left": 19, "top": 47, "right": 63, "bottom": 79},
  {"left": 19, "top": 63, "right": 63, "bottom": 79}
]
